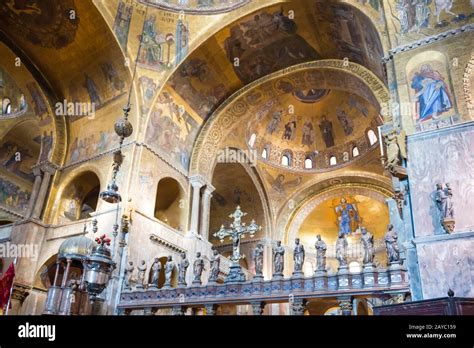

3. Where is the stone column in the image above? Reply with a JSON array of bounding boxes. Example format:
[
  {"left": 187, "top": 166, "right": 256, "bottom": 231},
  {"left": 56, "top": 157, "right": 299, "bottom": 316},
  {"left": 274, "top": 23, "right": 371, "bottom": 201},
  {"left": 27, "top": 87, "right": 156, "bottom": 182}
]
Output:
[
  {"left": 32, "top": 164, "right": 56, "bottom": 219},
  {"left": 143, "top": 307, "right": 157, "bottom": 316},
  {"left": 200, "top": 184, "right": 215, "bottom": 240},
  {"left": 250, "top": 301, "right": 265, "bottom": 315},
  {"left": 26, "top": 166, "right": 43, "bottom": 218},
  {"left": 338, "top": 296, "right": 353, "bottom": 316},
  {"left": 189, "top": 176, "right": 205, "bottom": 235},
  {"left": 290, "top": 298, "right": 307, "bottom": 315},
  {"left": 61, "top": 258, "right": 72, "bottom": 288},
  {"left": 205, "top": 304, "right": 218, "bottom": 315},
  {"left": 171, "top": 305, "right": 186, "bottom": 315},
  {"left": 52, "top": 260, "right": 61, "bottom": 287}
]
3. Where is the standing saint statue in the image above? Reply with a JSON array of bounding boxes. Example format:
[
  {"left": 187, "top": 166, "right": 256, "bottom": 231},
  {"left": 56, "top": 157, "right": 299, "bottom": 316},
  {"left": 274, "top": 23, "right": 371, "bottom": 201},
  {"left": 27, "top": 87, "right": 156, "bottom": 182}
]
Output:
[
  {"left": 124, "top": 261, "right": 134, "bottom": 290},
  {"left": 137, "top": 260, "right": 147, "bottom": 288},
  {"left": 360, "top": 227, "right": 375, "bottom": 265},
  {"left": 335, "top": 233, "right": 348, "bottom": 268},
  {"left": 192, "top": 252, "right": 205, "bottom": 285},
  {"left": 435, "top": 183, "right": 449, "bottom": 218},
  {"left": 293, "top": 238, "right": 305, "bottom": 275},
  {"left": 178, "top": 252, "right": 190, "bottom": 286},
  {"left": 208, "top": 249, "right": 220, "bottom": 283},
  {"left": 315, "top": 235, "right": 327, "bottom": 272},
  {"left": 272, "top": 240, "right": 285, "bottom": 277},
  {"left": 445, "top": 183, "right": 454, "bottom": 219},
  {"left": 150, "top": 258, "right": 161, "bottom": 288},
  {"left": 253, "top": 243, "right": 264, "bottom": 278},
  {"left": 164, "top": 256, "right": 174, "bottom": 288},
  {"left": 385, "top": 224, "right": 400, "bottom": 264}
]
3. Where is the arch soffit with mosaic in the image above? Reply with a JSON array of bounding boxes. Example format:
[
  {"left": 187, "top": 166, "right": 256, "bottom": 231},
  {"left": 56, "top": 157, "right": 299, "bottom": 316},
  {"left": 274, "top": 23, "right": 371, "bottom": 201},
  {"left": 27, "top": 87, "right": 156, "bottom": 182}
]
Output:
[
  {"left": 190, "top": 60, "right": 392, "bottom": 182},
  {"left": 141, "top": 0, "right": 390, "bottom": 138},
  {"left": 0, "top": 42, "right": 67, "bottom": 167}
]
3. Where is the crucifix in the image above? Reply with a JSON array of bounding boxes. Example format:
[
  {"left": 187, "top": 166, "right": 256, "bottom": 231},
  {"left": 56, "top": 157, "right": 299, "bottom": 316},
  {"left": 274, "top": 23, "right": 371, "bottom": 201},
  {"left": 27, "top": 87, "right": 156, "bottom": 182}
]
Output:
[{"left": 213, "top": 206, "right": 261, "bottom": 283}]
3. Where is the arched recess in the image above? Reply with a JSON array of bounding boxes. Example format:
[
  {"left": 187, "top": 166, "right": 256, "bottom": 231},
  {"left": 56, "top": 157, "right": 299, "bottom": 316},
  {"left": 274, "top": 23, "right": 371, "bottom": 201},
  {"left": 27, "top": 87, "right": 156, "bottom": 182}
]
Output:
[
  {"left": 0, "top": 42, "right": 64, "bottom": 166},
  {"left": 190, "top": 60, "right": 391, "bottom": 183},
  {"left": 54, "top": 171, "right": 101, "bottom": 224},
  {"left": 209, "top": 154, "right": 272, "bottom": 262},
  {"left": 154, "top": 177, "right": 186, "bottom": 231},
  {"left": 284, "top": 182, "right": 391, "bottom": 272},
  {"left": 0, "top": 119, "right": 41, "bottom": 215}
]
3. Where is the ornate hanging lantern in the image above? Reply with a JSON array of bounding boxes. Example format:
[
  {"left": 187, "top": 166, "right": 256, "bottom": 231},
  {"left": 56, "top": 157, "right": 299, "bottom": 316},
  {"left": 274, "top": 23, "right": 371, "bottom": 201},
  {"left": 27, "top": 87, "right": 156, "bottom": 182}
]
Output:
[{"left": 83, "top": 234, "right": 116, "bottom": 302}]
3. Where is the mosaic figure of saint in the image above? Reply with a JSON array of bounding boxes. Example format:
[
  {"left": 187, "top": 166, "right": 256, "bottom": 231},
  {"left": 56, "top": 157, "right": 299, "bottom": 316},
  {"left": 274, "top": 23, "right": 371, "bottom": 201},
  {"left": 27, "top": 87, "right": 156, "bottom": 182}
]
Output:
[
  {"left": 411, "top": 64, "right": 452, "bottom": 121},
  {"left": 335, "top": 198, "right": 360, "bottom": 235}
]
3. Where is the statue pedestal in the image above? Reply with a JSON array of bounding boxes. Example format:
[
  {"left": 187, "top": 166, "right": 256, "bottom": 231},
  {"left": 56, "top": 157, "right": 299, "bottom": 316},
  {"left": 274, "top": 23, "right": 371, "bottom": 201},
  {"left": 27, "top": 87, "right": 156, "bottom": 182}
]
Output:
[
  {"left": 207, "top": 279, "right": 218, "bottom": 286},
  {"left": 272, "top": 273, "right": 284, "bottom": 280},
  {"left": 363, "top": 264, "right": 376, "bottom": 287},
  {"left": 337, "top": 266, "right": 349, "bottom": 289},
  {"left": 225, "top": 263, "right": 246, "bottom": 283},
  {"left": 148, "top": 284, "right": 158, "bottom": 289},
  {"left": 442, "top": 218, "right": 455, "bottom": 234},
  {"left": 192, "top": 280, "right": 202, "bottom": 286},
  {"left": 291, "top": 271, "right": 304, "bottom": 279},
  {"left": 252, "top": 274, "right": 264, "bottom": 282},
  {"left": 162, "top": 281, "right": 171, "bottom": 289},
  {"left": 388, "top": 262, "right": 403, "bottom": 284},
  {"left": 178, "top": 282, "right": 187, "bottom": 288}
]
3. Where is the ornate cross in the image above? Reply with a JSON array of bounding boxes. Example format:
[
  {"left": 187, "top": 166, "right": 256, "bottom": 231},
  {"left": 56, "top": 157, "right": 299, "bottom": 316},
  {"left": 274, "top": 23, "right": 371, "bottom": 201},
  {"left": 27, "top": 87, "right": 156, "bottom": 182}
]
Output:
[{"left": 214, "top": 206, "right": 261, "bottom": 263}]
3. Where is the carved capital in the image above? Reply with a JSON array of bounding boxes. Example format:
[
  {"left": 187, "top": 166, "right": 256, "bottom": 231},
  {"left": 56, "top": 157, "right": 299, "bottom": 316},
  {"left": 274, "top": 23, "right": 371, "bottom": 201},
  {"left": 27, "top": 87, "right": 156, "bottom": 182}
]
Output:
[
  {"left": 250, "top": 301, "right": 265, "bottom": 316},
  {"left": 337, "top": 296, "right": 353, "bottom": 315},
  {"left": 11, "top": 283, "right": 30, "bottom": 304},
  {"left": 290, "top": 298, "right": 307, "bottom": 316},
  {"left": 204, "top": 304, "right": 218, "bottom": 316}
]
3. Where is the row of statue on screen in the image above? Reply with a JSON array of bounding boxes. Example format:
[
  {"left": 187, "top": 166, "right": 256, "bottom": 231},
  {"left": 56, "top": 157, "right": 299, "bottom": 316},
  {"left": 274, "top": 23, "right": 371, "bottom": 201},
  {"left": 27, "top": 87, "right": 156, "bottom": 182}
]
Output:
[{"left": 124, "top": 224, "right": 400, "bottom": 290}]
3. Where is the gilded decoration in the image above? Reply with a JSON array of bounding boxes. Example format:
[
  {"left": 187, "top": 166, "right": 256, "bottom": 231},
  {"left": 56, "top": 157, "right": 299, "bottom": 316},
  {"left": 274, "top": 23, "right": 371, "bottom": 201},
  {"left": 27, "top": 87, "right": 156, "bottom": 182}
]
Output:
[{"left": 189, "top": 60, "right": 391, "bottom": 182}]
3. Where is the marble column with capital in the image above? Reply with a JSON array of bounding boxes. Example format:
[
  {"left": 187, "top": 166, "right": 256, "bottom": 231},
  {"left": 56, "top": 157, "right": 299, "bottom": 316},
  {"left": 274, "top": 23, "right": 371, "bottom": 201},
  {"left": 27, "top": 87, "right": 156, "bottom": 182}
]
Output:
[
  {"left": 189, "top": 176, "right": 206, "bottom": 236},
  {"left": 200, "top": 184, "right": 215, "bottom": 240},
  {"left": 26, "top": 166, "right": 43, "bottom": 218},
  {"left": 32, "top": 164, "right": 56, "bottom": 219}
]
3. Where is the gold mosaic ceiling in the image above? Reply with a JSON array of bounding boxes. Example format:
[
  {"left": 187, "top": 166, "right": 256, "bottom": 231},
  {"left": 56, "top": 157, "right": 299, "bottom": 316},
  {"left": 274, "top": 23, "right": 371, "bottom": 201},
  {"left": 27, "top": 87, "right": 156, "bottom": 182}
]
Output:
[{"left": 247, "top": 88, "right": 381, "bottom": 172}]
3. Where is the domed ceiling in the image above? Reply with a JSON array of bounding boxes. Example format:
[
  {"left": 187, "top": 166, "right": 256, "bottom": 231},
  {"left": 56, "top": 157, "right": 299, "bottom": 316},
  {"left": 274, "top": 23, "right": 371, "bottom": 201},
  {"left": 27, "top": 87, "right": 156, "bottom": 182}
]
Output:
[
  {"left": 246, "top": 69, "right": 381, "bottom": 171},
  {"left": 247, "top": 88, "right": 381, "bottom": 171}
]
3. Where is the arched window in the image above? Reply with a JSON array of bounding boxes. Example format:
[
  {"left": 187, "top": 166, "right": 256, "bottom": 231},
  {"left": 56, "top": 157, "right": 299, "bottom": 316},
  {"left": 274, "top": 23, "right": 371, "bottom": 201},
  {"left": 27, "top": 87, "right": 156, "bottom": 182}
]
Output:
[
  {"left": 281, "top": 154, "right": 290, "bottom": 167},
  {"left": 329, "top": 156, "right": 337, "bottom": 166},
  {"left": 367, "top": 129, "right": 378, "bottom": 146},
  {"left": 261, "top": 146, "right": 269, "bottom": 159},
  {"left": 352, "top": 146, "right": 360, "bottom": 157},
  {"left": 304, "top": 157, "right": 313, "bottom": 169},
  {"left": 2, "top": 98, "right": 11, "bottom": 115},
  {"left": 248, "top": 133, "right": 256, "bottom": 148}
]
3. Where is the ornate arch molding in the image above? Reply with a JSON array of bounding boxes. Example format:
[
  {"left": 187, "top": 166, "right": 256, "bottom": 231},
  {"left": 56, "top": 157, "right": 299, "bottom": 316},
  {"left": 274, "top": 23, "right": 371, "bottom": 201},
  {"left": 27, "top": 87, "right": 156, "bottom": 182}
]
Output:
[
  {"left": 189, "top": 60, "right": 391, "bottom": 182},
  {"left": 143, "top": 0, "right": 389, "bottom": 141},
  {"left": 464, "top": 50, "right": 474, "bottom": 119},
  {"left": 284, "top": 182, "right": 392, "bottom": 245}
]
